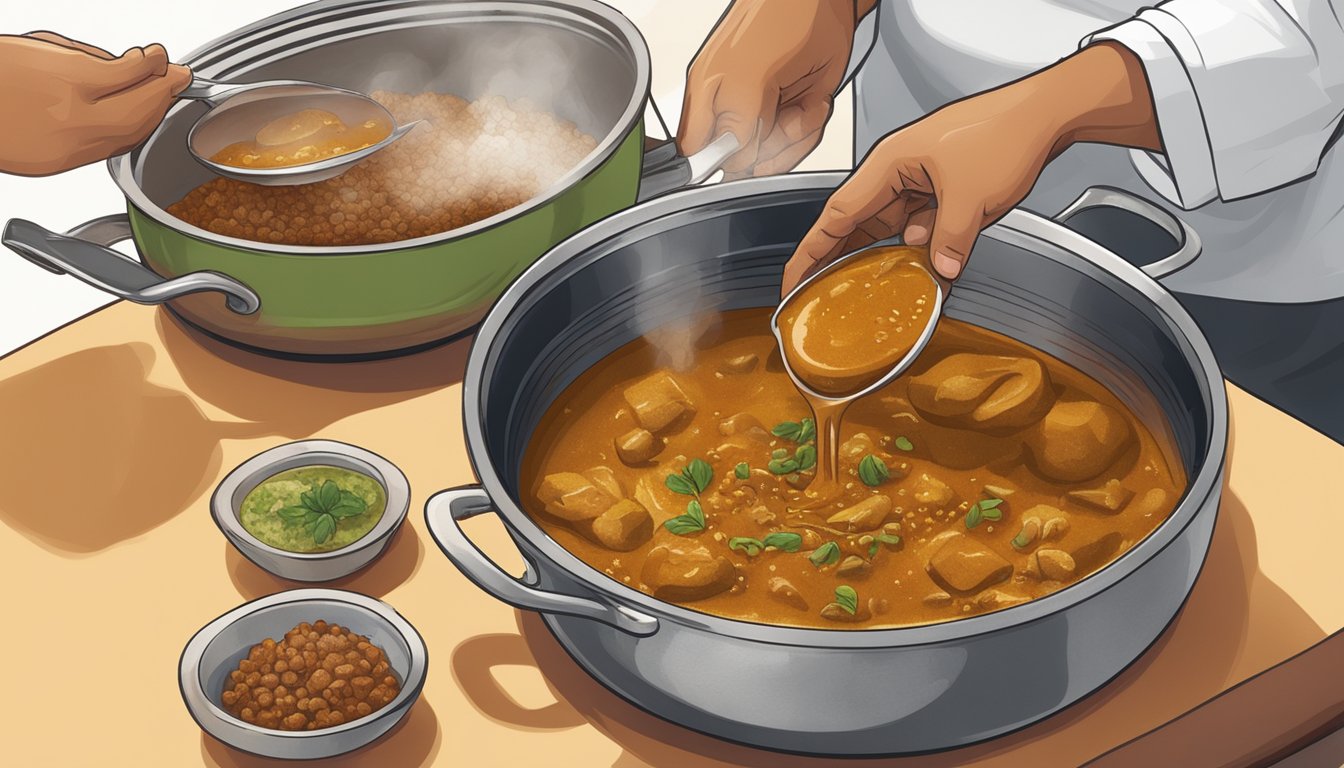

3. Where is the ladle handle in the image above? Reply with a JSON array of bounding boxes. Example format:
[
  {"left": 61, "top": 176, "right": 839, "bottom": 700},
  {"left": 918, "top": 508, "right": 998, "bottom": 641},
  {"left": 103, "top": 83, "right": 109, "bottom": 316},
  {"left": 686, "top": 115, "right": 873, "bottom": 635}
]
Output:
[
  {"left": 424, "top": 485, "right": 660, "bottom": 637},
  {"left": 177, "top": 75, "right": 328, "bottom": 107},
  {"left": 638, "top": 133, "right": 740, "bottom": 202},
  {"left": 2, "top": 215, "right": 260, "bottom": 315}
]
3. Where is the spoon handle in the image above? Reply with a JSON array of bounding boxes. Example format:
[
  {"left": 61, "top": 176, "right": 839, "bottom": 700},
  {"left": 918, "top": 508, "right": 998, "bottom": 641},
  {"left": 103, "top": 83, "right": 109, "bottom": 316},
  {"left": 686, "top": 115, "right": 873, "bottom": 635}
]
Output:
[{"left": 177, "top": 75, "right": 329, "bottom": 107}]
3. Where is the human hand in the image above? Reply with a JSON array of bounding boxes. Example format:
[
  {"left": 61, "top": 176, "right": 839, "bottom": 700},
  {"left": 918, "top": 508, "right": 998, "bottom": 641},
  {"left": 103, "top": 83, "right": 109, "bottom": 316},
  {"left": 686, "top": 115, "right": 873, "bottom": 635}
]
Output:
[
  {"left": 0, "top": 32, "right": 192, "bottom": 176},
  {"left": 678, "top": 0, "right": 874, "bottom": 179},
  {"left": 781, "top": 42, "right": 1161, "bottom": 294}
]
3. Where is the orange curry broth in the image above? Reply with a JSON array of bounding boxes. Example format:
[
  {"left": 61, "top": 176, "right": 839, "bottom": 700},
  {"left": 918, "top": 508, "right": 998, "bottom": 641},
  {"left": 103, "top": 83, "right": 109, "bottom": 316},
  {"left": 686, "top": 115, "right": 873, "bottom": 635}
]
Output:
[{"left": 520, "top": 307, "right": 1185, "bottom": 629}]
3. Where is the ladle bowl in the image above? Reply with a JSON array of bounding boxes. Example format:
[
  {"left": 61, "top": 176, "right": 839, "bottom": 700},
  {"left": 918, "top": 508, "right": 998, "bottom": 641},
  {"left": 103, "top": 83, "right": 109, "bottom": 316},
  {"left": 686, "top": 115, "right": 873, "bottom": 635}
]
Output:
[{"left": 180, "top": 76, "right": 419, "bottom": 186}]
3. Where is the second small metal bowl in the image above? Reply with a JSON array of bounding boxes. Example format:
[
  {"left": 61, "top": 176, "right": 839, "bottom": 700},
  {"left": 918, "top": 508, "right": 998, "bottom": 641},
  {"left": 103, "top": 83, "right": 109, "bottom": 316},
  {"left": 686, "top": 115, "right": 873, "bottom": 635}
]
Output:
[{"left": 212, "top": 440, "right": 411, "bottom": 582}]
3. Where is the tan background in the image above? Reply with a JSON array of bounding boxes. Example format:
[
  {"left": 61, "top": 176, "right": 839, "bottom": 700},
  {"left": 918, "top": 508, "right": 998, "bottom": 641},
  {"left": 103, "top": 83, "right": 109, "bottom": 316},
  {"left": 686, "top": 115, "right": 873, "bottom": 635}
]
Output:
[
  {"left": 0, "top": 301, "right": 1341, "bottom": 767},
  {"left": 1, "top": 2, "right": 1342, "bottom": 766}
]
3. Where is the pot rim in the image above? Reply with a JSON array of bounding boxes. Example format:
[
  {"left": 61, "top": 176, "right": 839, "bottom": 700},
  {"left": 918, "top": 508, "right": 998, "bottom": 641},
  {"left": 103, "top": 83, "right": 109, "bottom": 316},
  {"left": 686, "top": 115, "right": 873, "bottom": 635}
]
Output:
[
  {"left": 107, "top": 0, "right": 651, "bottom": 255},
  {"left": 462, "top": 171, "right": 1228, "bottom": 649}
]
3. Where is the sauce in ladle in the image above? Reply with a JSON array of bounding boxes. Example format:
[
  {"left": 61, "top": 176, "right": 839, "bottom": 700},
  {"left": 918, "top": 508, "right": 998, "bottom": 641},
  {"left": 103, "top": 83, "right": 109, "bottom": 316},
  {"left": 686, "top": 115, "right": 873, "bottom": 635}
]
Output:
[
  {"left": 209, "top": 108, "right": 393, "bottom": 170},
  {"left": 777, "top": 245, "right": 940, "bottom": 490}
]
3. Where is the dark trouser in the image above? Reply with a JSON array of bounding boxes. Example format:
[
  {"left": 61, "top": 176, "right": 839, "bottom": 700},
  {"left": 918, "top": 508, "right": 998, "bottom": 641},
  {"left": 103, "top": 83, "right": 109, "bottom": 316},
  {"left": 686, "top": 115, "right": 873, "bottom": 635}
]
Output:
[{"left": 1174, "top": 294, "right": 1344, "bottom": 444}]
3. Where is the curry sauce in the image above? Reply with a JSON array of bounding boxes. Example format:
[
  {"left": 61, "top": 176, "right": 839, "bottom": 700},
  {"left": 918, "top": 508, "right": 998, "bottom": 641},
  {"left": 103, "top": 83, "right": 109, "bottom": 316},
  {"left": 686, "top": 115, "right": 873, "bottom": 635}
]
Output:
[
  {"left": 210, "top": 108, "right": 393, "bottom": 169},
  {"left": 521, "top": 308, "right": 1184, "bottom": 629}
]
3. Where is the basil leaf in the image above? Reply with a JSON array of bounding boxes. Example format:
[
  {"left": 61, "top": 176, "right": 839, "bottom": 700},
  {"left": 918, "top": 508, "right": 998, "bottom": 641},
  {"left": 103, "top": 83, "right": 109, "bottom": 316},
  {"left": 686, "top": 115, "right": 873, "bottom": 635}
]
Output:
[
  {"left": 317, "top": 480, "right": 340, "bottom": 512},
  {"left": 965, "top": 504, "right": 984, "bottom": 529},
  {"left": 869, "top": 541, "right": 880, "bottom": 558},
  {"left": 771, "top": 448, "right": 790, "bottom": 460},
  {"left": 684, "top": 459, "right": 713, "bottom": 495},
  {"left": 809, "top": 541, "right": 841, "bottom": 567},
  {"left": 894, "top": 436, "right": 914, "bottom": 451},
  {"left": 729, "top": 537, "right": 764, "bottom": 556},
  {"left": 663, "top": 517, "right": 703, "bottom": 535},
  {"left": 732, "top": 462, "right": 749, "bottom": 480},
  {"left": 686, "top": 500, "right": 705, "bottom": 527},
  {"left": 1011, "top": 528, "right": 1033, "bottom": 549},
  {"left": 771, "top": 421, "right": 803, "bottom": 441},
  {"left": 798, "top": 418, "right": 816, "bottom": 444},
  {"left": 665, "top": 473, "right": 697, "bottom": 496},
  {"left": 300, "top": 491, "right": 320, "bottom": 513},
  {"left": 328, "top": 500, "right": 366, "bottom": 519},
  {"left": 277, "top": 506, "right": 312, "bottom": 523},
  {"left": 979, "top": 498, "right": 1004, "bottom": 510},
  {"left": 762, "top": 532, "right": 803, "bottom": 552},
  {"left": 857, "top": 455, "right": 890, "bottom": 487},
  {"left": 875, "top": 533, "right": 902, "bottom": 546},
  {"left": 834, "top": 585, "right": 859, "bottom": 615},
  {"left": 982, "top": 507, "right": 1003, "bottom": 522},
  {"left": 795, "top": 444, "right": 817, "bottom": 471},
  {"left": 312, "top": 513, "right": 336, "bottom": 544},
  {"left": 767, "top": 458, "right": 800, "bottom": 475}
]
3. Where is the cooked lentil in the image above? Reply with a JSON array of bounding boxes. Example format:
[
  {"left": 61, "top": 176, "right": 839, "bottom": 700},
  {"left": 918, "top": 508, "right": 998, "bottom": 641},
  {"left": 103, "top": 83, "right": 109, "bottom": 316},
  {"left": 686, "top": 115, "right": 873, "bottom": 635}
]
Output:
[
  {"left": 220, "top": 620, "right": 400, "bottom": 731},
  {"left": 169, "top": 91, "right": 599, "bottom": 246}
]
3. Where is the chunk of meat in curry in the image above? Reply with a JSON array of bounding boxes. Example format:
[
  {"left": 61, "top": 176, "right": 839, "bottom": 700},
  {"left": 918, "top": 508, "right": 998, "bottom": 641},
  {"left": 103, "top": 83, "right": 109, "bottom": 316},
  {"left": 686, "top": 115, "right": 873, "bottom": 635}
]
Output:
[{"left": 521, "top": 308, "right": 1184, "bottom": 629}]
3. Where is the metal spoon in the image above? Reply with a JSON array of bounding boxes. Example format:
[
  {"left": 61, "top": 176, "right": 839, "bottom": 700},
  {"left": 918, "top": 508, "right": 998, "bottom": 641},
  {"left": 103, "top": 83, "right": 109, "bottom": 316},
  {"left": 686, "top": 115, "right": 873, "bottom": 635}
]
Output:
[
  {"left": 178, "top": 76, "right": 420, "bottom": 186},
  {"left": 770, "top": 241, "right": 948, "bottom": 405}
]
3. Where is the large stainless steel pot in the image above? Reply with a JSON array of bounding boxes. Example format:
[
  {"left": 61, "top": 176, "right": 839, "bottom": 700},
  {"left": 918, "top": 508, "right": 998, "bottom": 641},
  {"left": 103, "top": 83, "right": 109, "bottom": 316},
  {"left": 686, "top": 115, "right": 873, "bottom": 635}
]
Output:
[
  {"left": 425, "top": 173, "right": 1227, "bottom": 755},
  {"left": 2, "top": 0, "right": 733, "bottom": 359}
]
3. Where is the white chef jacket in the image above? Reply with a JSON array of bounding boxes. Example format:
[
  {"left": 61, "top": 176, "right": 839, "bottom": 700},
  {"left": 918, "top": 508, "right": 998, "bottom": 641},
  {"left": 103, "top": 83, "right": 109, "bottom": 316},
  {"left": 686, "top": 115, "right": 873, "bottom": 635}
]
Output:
[{"left": 848, "top": 0, "right": 1344, "bottom": 302}]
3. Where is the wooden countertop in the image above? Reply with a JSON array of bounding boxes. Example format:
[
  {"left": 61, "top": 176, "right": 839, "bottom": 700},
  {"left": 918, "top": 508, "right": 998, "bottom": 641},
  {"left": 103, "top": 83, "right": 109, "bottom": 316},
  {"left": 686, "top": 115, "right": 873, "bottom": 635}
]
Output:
[{"left": 2, "top": 302, "right": 1341, "bottom": 767}]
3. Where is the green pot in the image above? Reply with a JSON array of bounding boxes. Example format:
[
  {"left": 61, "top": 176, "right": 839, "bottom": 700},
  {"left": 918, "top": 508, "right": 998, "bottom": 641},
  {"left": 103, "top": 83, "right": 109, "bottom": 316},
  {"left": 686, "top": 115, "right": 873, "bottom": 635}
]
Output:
[{"left": 2, "top": 1, "right": 734, "bottom": 359}]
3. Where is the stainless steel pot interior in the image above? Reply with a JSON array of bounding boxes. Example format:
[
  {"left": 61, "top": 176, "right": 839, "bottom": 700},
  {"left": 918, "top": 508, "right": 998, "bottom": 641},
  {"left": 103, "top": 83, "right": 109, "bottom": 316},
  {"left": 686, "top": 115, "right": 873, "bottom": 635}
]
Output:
[
  {"left": 464, "top": 172, "right": 1225, "bottom": 649},
  {"left": 115, "top": 0, "right": 649, "bottom": 252}
]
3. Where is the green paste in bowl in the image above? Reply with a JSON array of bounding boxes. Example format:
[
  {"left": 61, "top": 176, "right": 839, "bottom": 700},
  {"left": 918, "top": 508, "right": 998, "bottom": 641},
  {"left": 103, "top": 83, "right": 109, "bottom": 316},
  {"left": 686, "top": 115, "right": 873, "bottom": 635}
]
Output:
[{"left": 240, "top": 465, "right": 387, "bottom": 553}]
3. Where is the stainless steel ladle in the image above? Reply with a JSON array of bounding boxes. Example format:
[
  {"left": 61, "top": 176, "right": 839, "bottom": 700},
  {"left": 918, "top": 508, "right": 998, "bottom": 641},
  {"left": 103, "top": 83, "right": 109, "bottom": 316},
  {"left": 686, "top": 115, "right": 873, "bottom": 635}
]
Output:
[
  {"left": 178, "top": 76, "right": 420, "bottom": 186},
  {"left": 771, "top": 241, "right": 948, "bottom": 405}
]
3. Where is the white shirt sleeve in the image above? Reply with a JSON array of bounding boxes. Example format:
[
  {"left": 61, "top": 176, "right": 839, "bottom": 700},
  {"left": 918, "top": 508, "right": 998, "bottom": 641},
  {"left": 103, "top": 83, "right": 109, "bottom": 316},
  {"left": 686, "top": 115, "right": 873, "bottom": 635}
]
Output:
[{"left": 1084, "top": 0, "right": 1344, "bottom": 209}]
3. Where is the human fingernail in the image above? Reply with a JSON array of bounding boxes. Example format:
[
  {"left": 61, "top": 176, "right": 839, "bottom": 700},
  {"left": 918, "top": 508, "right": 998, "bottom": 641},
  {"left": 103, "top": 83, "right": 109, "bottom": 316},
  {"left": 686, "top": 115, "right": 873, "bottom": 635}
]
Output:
[{"left": 933, "top": 250, "right": 961, "bottom": 280}]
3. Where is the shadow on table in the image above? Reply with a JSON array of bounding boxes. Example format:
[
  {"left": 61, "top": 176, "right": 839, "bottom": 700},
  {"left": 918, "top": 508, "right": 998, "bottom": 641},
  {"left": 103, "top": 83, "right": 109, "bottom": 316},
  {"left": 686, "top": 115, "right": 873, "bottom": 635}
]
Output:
[
  {"left": 224, "top": 524, "right": 425, "bottom": 599},
  {"left": 0, "top": 342, "right": 238, "bottom": 553},
  {"left": 156, "top": 312, "right": 470, "bottom": 438},
  {"left": 446, "top": 488, "right": 1324, "bottom": 767},
  {"left": 200, "top": 696, "right": 441, "bottom": 768}
]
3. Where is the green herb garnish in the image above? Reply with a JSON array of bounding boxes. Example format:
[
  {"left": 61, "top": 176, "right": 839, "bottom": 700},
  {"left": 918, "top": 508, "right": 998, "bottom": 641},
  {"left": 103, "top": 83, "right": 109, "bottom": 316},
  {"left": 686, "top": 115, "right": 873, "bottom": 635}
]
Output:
[
  {"left": 857, "top": 455, "right": 890, "bottom": 487},
  {"left": 809, "top": 541, "right": 841, "bottom": 567},
  {"left": 768, "top": 457, "right": 801, "bottom": 475},
  {"left": 666, "top": 458, "right": 713, "bottom": 497},
  {"left": 278, "top": 480, "right": 368, "bottom": 545},
  {"left": 834, "top": 585, "right": 859, "bottom": 615},
  {"left": 795, "top": 444, "right": 817, "bottom": 472},
  {"left": 868, "top": 532, "right": 902, "bottom": 557},
  {"left": 1011, "top": 527, "right": 1033, "bottom": 549},
  {"left": 727, "top": 531, "right": 801, "bottom": 557},
  {"left": 663, "top": 499, "right": 707, "bottom": 535},
  {"left": 965, "top": 498, "right": 1005, "bottom": 529},
  {"left": 729, "top": 536, "right": 763, "bottom": 556},
  {"left": 763, "top": 532, "right": 803, "bottom": 551},
  {"left": 771, "top": 418, "right": 816, "bottom": 444},
  {"left": 734, "top": 462, "right": 750, "bottom": 479},
  {"left": 894, "top": 436, "right": 914, "bottom": 451}
]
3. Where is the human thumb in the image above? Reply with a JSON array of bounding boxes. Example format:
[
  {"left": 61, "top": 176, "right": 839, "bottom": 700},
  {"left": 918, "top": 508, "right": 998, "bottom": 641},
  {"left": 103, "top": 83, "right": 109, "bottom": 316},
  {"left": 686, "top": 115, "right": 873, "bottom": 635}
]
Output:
[{"left": 928, "top": 197, "right": 983, "bottom": 280}]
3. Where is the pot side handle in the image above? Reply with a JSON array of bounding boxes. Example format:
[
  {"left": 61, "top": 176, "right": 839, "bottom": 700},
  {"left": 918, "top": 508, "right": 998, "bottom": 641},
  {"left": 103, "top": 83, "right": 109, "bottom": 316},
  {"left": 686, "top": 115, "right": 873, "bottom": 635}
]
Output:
[
  {"left": 1051, "top": 186, "right": 1202, "bottom": 280},
  {"left": 2, "top": 215, "right": 260, "bottom": 315},
  {"left": 638, "top": 133, "right": 740, "bottom": 202},
  {"left": 425, "top": 485, "right": 660, "bottom": 637}
]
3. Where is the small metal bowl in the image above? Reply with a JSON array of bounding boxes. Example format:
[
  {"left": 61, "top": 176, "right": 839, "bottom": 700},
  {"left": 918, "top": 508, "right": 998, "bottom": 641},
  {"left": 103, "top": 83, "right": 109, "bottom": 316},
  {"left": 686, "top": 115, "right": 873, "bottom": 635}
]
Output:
[
  {"left": 212, "top": 440, "right": 410, "bottom": 582},
  {"left": 180, "top": 589, "right": 427, "bottom": 760}
]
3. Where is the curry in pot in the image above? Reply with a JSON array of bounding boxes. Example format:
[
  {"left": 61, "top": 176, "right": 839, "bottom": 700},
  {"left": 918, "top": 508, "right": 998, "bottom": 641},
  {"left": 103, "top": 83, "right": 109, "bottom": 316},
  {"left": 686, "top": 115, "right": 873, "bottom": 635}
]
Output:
[{"left": 521, "top": 278, "right": 1184, "bottom": 630}]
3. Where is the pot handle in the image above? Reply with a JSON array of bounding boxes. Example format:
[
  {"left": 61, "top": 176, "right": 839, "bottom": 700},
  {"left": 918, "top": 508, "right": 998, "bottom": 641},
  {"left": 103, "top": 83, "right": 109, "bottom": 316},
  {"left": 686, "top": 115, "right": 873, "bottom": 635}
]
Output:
[
  {"left": 1051, "top": 186, "right": 1202, "bottom": 280},
  {"left": 425, "top": 485, "right": 660, "bottom": 637},
  {"left": 638, "top": 133, "right": 740, "bottom": 202},
  {"left": 2, "top": 215, "right": 261, "bottom": 315}
]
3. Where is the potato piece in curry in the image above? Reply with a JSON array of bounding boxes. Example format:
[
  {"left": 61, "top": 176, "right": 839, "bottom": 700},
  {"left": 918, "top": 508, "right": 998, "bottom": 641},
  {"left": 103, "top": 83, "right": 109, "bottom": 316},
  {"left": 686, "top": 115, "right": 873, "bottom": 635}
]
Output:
[{"left": 521, "top": 307, "right": 1184, "bottom": 629}]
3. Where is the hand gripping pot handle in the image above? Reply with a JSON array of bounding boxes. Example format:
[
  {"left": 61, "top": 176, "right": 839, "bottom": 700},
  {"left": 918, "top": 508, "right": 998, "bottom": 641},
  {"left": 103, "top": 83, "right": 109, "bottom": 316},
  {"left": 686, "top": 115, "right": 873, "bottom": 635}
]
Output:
[
  {"left": 425, "top": 486, "right": 659, "bottom": 637},
  {"left": 2, "top": 215, "right": 260, "bottom": 315}
]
